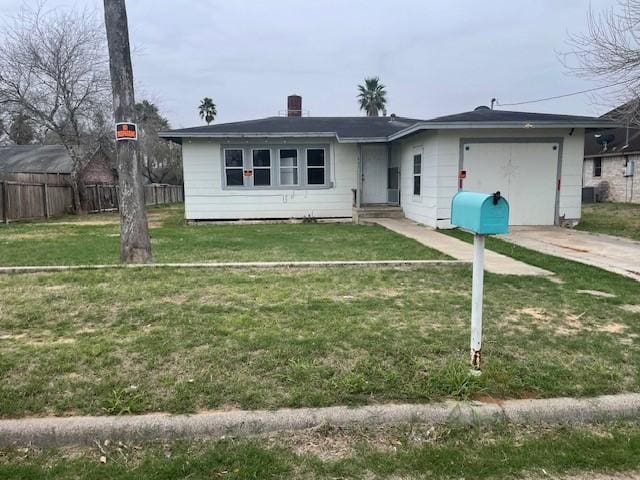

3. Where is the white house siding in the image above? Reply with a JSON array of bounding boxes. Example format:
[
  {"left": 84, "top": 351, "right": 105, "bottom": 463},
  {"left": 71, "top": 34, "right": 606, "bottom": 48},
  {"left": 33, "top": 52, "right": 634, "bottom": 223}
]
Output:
[
  {"left": 395, "top": 128, "right": 585, "bottom": 228},
  {"left": 436, "top": 128, "right": 585, "bottom": 228},
  {"left": 181, "top": 138, "right": 358, "bottom": 220},
  {"left": 583, "top": 155, "right": 639, "bottom": 203},
  {"left": 393, "top": 131, "right": 439, "bottom": 227}
]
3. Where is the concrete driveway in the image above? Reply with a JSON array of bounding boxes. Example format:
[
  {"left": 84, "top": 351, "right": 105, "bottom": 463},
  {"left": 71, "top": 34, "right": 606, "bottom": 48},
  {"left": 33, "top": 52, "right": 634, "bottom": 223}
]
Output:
[{"left": 501, "top": 227, "right": 640, "bottom": 281}]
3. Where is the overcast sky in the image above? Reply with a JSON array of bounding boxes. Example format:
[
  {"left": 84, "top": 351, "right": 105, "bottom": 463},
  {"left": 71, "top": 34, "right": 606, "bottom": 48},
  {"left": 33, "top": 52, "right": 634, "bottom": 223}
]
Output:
[{"left": 0, "top": 0, "right": 622, "bottom": 128}]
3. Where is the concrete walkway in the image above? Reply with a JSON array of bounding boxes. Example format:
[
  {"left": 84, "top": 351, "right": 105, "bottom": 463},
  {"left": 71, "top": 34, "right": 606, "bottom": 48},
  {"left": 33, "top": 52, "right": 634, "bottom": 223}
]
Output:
[
  {"left": 373, "top": 218, "right": 552, "bottom": 276},
  {"left": 1, "top": 393, "right": 638, "bottom": 447},
  {"left": 502, "top": 227, "right": 640, "bottom": 281}
]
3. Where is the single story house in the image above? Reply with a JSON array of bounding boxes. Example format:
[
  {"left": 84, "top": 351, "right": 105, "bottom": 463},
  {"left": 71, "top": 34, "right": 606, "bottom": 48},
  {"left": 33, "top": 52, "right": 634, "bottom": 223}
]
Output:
[
  {"left": 160, "top": 96, "right": 614, "bottom": 228},
  {"left": 583, "top": 122, "right": 639, "bottom": 204},
  {"left": 0, "top": 145, "right": 117, "bottom": 185}
]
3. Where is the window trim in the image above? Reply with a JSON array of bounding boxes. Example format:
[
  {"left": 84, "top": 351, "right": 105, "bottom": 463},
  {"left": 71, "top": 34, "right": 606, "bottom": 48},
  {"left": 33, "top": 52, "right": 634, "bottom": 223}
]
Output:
[
  {"left": 251, "top": 148, "right": 272, "bottom": 187},
  {"left": 278, "top": 148, "right": 300, "bottom": 186},
  {"left": 223, "top": 148, "right": 245, "bottom": 187},
  {"left": 305, "top": 147, "right": 327, "bottom": 186},
  {"left": 413, "top": 152, "right": 422, "bottom": 196},
  {"left": 221, "top": 144, "right": 332, "bottom": 190},
  {"left": 593, "top": 157, "right": 602, "bottom": 177}
]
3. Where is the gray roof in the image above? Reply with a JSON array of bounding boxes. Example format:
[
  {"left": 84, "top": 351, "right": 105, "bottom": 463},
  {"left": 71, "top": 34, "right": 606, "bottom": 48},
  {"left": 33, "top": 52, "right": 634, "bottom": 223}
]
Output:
[
  {"left": 423, "top": 108, "right": 613, "bottom": 125},
  {"left": 584, "top": 126, "right": 640, "bottom": 157},
  {"left": 161, "top": 116, "right": 423, "bottom": 142},
  {"left": 0, "top": 145, "right": 72, "bottom": 174},
  {"left": 160, "top": 109, "right": 617, "bottom": 144}
]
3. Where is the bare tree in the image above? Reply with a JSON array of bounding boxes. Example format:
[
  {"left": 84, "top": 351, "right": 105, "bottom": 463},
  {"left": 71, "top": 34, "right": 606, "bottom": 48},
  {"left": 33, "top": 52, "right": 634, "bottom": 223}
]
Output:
[
  {"left": 563, "top": 0, "right": 640, "bottom": 124},
  {"left": 0, "top": 2, "right": 111, "bottom": 212},
  {"left": 136, "top": 100, "right": 183, "bottom": 184},
  {"left": 104, "top": 0, "right": 153, "bottom": 264}
]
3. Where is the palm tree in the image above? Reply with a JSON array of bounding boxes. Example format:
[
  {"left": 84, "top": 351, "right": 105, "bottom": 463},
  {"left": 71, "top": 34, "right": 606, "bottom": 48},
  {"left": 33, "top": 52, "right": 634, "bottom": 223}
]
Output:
[
  {"left": 198, "top": 97, "right": 217, "bottom": 125},
  {"left": 357, "top": 77, "right": 387, "bottom": 116}
]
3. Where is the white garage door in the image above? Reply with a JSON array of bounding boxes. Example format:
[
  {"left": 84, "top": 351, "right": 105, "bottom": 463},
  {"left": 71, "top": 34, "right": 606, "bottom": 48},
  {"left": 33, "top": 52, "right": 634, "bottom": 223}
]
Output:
[{"left": 462, "top": 142, "right": 559, "bottom": 225}]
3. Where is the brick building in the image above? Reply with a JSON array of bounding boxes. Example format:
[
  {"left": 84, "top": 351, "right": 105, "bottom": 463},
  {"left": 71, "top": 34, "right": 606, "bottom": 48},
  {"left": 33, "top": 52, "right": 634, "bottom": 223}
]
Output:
[{"left": 583, "top": 126, "right": 639, "bottom": 203}]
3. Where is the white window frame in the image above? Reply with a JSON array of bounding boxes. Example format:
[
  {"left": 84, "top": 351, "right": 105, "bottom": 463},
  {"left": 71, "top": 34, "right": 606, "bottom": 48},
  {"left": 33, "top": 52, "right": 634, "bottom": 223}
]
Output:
[
  {"left": 278, "top": 148, "right": 300, "bottom": 186},
  {"left": 251, "top": 148, "right": 272, "bottom": 187},
  {"left": 305, "top": 147, "right": 326, "bottom": 186},
  {"left": 223, "top": 148, "right": 245, "bottom": 187},
  {"left": 221, "top": 144, "right": 331, "bottom": 190},
  {"left": 413, "top": 152, "right": 422, "bottom": 196}
]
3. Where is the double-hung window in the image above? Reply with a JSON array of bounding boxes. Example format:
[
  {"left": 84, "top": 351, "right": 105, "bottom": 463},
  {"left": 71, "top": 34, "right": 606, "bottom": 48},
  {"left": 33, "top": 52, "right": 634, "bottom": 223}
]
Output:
[
  {"left": 413, "top": 153, "right": 422, "bottom": 195},
  {"left": 593, "top": 157, "right": 602, "bottom": 177},
  {"left": 306, "top": 148, "right": 325, "bottom": 185},
  {"left": 224, "top": 149, "right": 244, "bottom": 186},
  {"left": 252, "top": 149, "right": 271, "bottom": 186},
  {"left": 279, "top": 149, "right": 299, "bottom": 186}
]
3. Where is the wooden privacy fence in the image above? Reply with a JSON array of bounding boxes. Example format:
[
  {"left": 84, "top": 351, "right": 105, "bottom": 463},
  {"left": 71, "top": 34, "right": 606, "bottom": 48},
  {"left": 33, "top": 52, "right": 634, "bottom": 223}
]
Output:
[
  {"left": 1, "top": 181, "right": 183, "bottom": 223},
  {"left": 1, "top": 180, "right": 73, "bottom": 223},
  {"left": 85, "top": 184, "right": 184, "bottom": 213}
]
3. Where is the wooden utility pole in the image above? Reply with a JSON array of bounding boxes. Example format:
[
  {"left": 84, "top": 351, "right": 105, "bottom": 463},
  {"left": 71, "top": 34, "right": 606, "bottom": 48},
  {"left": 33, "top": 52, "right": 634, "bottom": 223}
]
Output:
[{"left": 103, "top": 0, "right": 153, "bottom": 263}]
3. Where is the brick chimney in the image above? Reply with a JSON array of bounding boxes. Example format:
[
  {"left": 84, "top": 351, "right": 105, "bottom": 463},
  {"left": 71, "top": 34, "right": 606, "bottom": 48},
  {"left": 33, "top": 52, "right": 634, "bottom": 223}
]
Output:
[{"left": 287, "top": 95, "right": 302, "bottom": 117}]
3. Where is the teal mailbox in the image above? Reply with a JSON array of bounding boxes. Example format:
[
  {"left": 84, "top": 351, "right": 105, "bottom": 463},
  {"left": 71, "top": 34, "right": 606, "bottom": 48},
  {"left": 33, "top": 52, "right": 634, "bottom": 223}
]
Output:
[{"left": 451, "top": 191, "right": 509, "bottom": 235}]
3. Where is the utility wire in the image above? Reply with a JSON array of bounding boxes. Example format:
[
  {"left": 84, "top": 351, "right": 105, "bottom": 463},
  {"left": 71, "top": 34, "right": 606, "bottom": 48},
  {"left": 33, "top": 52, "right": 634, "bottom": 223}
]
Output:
[{"left": 495, "top": 79, "right": 629, "bottom": 107}]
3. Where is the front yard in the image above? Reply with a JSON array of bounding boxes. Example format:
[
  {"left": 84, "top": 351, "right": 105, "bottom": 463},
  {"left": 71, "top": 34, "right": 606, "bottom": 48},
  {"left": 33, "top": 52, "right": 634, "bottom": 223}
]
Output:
[
  {"left": 1, "top": 249, "right": 639, "bottom": 418},
  {"left": 578, "top": 202, "right": 640, "bottom": 241},
  {"left": 0, "top": 204, "right": 446, "bottom": 266}
]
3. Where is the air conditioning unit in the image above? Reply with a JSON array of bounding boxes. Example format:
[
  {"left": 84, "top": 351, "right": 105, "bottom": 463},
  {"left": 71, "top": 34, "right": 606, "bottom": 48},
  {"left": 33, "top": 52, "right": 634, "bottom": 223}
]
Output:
[{"left": 624, "top": 159, "right": 635, "bottom": 177}]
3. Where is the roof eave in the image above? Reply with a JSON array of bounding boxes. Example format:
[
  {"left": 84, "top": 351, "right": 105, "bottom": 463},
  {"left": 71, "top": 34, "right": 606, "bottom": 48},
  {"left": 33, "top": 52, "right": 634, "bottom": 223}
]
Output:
[
  {"left": 159, "top": 131, "right": 338, "bottom": 140},
  {"left": 584, "top": 150, "right": 640, "bottom": 158},
  {"left": 388, "top": 121, "right": 620, "bottom": 141},
  {"left": 157, "top": 131, "right": 394, "bottom": 144}
]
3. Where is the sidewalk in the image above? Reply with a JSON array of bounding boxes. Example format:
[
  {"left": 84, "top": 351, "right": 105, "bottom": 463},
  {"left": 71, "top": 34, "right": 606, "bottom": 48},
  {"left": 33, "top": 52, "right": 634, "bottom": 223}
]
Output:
[{"left": 373, "top": 218, "right": 552, "bottom": 276}]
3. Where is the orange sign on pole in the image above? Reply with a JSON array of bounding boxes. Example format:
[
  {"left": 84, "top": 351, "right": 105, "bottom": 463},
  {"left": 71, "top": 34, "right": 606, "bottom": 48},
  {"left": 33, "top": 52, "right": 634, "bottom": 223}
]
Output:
[{"left": 115, "top": 122, "right": 138, "bottom": 141}]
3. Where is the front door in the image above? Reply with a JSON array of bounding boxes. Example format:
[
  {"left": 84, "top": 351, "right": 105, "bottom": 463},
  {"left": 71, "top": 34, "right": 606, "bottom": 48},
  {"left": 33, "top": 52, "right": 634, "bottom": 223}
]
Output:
[{"left": 362, "top": 144, "right": 388, "bottom": 204}]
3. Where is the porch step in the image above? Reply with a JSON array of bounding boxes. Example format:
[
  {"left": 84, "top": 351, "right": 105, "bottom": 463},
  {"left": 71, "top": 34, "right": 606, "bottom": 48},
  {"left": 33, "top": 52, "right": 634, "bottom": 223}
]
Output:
[{"left": 354, "top": 205, "right": 405, "bottom": 222}]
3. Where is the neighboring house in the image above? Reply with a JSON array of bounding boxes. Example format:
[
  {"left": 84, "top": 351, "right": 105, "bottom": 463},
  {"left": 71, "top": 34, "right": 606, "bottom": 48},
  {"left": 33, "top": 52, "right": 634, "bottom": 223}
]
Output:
[
  {"left": 160, "top": 96, "right": 614, "bottom": 227},
  {"left": 0, "top": 145, "right": 117, "bottom": 185},
  {"left": 583, "top": 124, "right": 639, "bottom": 204}
]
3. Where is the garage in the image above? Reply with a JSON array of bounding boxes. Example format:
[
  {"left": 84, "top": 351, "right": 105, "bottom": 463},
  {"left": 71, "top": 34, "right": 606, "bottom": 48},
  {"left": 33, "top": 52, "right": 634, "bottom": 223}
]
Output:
[{"left": 461, "top": 141, "right": 560, "bottom": 225}]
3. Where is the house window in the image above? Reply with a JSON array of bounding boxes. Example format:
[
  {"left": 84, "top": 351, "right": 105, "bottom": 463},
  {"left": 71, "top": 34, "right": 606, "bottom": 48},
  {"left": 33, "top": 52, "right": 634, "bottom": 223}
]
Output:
[
  {"left": 413, "top": 154, "right": 422, "bottom": 195},
  {"left": 224, "top": 149, "right": 244, "bottom": 186},
  {"left": 593, "top": 157, "right": 602, "bottom": 177},
  {"left": 279, "top": 149, "right": 299, "bottom": 185},
  {"left": 306, "top": 148, "right": 325, "bottom": 185},
  {"left": 252, "top": 149, "right": 271, "bottom": 186}
]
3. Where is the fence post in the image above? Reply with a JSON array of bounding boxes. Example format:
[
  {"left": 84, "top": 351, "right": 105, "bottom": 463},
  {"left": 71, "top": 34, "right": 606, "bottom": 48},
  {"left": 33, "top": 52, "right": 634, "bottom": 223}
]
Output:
[
  {"left": 154, "top": 184, "right": 158, "bottom": 205},
  {"left": 2, "top": 181, "right": 8, "bottom": 224},
  {"left": 96, "top": 185, "right": 102, "bottom": 213},
  {"left": 43, "top": 182, "right": 50, "bottom": 219}
]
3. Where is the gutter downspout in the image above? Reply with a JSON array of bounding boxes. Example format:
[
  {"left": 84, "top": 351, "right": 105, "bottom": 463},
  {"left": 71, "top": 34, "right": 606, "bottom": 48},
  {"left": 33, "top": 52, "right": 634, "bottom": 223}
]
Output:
[{"left": 357, "top": 143, "right": 363, "bottom": 209}]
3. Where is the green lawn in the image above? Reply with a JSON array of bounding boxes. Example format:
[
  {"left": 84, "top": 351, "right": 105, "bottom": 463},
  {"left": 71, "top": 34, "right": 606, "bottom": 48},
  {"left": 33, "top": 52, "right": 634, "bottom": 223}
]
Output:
[
  {"left": 578, "top": 202, "right": 640, "bottom": 241},
  {"left": 0, "top": 204, "right": 446, "bottom": 266},
  {"left": 1, "top": 247, "right": 639, "bottom": 417},
  {"left": 2, "top": 421, "right": 640, "bottom": 479}
]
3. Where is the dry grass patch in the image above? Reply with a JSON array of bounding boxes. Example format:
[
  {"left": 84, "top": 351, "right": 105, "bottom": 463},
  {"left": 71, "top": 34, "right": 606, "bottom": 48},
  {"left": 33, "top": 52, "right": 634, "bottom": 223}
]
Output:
[{"left": 4, "top": 421, "right": 640, "bottom": 479}]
